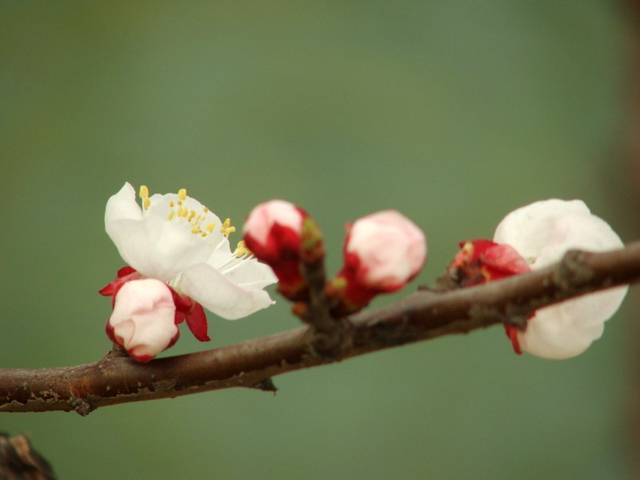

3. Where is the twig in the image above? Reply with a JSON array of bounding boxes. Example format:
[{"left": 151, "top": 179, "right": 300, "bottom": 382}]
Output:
[
  {"left": 0, "top": 433, "right": 55, "bottom": 479},
  {"left": 0, "top": 243, "right": 638, "bottom": 415}
]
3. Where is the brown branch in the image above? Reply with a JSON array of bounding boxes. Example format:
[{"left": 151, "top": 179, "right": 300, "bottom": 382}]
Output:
[{"left": 1, "top": 243, "right": 639, "bottom": 415}]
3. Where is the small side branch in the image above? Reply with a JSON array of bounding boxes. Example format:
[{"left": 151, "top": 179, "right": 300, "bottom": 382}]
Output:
[{"left": 0, "top": 243, "right": 639, "bottom": 414}]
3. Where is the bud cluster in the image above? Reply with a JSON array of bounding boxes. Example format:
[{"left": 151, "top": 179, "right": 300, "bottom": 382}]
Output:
[
  {"left": 99, "top": 183, "right": 628, "bottom": 364},
  {"left": 243, "top": 202, "right": 428, "bottom": 316}
]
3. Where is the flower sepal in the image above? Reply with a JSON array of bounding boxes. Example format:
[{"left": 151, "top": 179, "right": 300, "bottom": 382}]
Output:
[
  {"left": 170, "top": 290, "right": 210, "bottom": 342},
  {"left": 447, "top": 239, "right": 531, "bottom": 355},
  {"left": 447, "top": 239, "right": 531, "bottom": 288}
]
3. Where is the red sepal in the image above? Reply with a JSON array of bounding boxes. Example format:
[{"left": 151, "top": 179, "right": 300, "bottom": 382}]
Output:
[
  {"left": 117, "top": 266, "right": 137, "bottom": 278},
  {"left": 99, "top": 266, "right": 141, "bottom": 305},
  {"left": 185, "top": 303, "right": 210, "bottom": 341},
  {"left": 450, "top": 240, "right": 530, "bottom": 287},
  {"left": 169, "top": 288, "right": 211, "bottom": 342},
  {"left": 504, "top": 324, "right": 522, "bottom": 355},
  {"left": 129, "top": 352, "right": 154, "bottom": 363},
  {"left": 450, "top": 240, "right": 530, "bottom": 355}
]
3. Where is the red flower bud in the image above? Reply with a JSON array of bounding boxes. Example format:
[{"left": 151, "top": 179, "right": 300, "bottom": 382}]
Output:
[
  {"left": 448, "top": 239, "right": 531, "bottom": 354},
  {"left": 243, "top": 200, "right": 308, "bottom": 298}
]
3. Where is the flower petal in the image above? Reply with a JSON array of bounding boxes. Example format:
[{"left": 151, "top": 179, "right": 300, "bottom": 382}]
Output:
[
  {"left": 105, "top": 183, "right": 143, "bottom": 224},
  {"left": 105, "top": 184, "right": 225, "bottom": 282},
  {"left": 494, "top": 199, "right": 628, "bottom": 359},
  {"left": 517, "top": 306, "right": 607, "bottom": 360},
  {"left": 220, "top": 258, "right": 278, "bottom": 289},
  {"left": 178, "top": 263, "right": 275, "bottom": 320},
  {"left": 493, "top": 199, "right": 591, "bottom": 262}
]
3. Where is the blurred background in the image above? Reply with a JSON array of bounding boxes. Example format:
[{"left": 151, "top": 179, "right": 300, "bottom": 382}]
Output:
[{"left": 1, "top": 1, "right": 638, "bottom": 478}]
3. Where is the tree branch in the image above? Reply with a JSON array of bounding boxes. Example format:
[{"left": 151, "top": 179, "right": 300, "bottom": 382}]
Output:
[{"left": 1, "top": 243, "right": 639, "bottom": 415}]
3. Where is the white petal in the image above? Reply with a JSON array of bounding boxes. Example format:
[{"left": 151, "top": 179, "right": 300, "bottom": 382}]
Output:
[
  {"left": 494, "top": 199, "right": 628, "bottom": 359},
  {"left": 206, "top": 237, "right": 235, "bottom": 269},
  {"left": 105, "top": 182, "right": 143, "bottom": 224},
  {"left": 178, "top": 262, "right": 275, "bottom": 320},
  {"left": 494, "top": 199, "right": 591, "bottom": 262},
  {"left": 219, "top": 257, "right": 278, "bottom": 289},
  {"left": 105, "top": 183, "right": 155, "bottom": 274},
  {"left": 105, "top": 184, "right": 224, "bottom": 282},
  {"left": 517, "top": 307, "right": 605, "bottom": 360}
]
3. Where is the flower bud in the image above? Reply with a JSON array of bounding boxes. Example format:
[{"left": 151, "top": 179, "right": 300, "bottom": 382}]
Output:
[
  {"left": 448, "top": 239, "right": 530, "bottom": 287},
  {"left": 243, "top": 200, "right": 307, "bottom": 298},
  {"left": 494, "top": 199, "right": 628, "bottom": 359},
  {"left": 106, "top": 278, "right": 179, "bottom": 362},
  {"left": 333, "top": 210, "right": 427, "bottom": 312},
  {"left": 447, "top": 239, "right": 531, "bottom": 353}
]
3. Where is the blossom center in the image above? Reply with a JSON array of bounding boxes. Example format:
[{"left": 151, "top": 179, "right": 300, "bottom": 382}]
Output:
[{"left": 138, "top": 185, "right": 238, "bottom": 239}]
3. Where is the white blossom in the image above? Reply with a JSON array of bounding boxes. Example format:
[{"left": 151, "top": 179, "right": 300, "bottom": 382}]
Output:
[
  {"left": 494, "top": 199, "right": 627, "bottom": 359},
  {"left": 105, "top": 183, "right": 277, "bottom": 320}
]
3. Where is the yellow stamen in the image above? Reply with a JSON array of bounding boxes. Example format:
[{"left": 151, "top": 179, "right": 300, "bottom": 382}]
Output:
[
  {"left": 178, "top": 188, "right": 187, "bottom": 201},
  {"left": 234, "top": 240, "right": 251, "bottom": 257},
  {"left": 169, "top": 201, "right": 175, "bottom": 208},
  {"left": 179, "top": 207, "right": 188, "bottom": 217},
  {"left": 221, "top": 218, "right": 236, "bottom": 237},
  {"left": 168, "top": 210, "right": 176, "bottom": 221},
  {"left": 188, "top": 210, "right": 196, "bottom": 221},
  {"left": 139, "top": 185, "right": 151, "bottom": 209}
]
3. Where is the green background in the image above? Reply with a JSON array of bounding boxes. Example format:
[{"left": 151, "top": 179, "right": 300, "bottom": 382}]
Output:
[{"left": 1, "top": 1, "right": 636, "bottom": 478}]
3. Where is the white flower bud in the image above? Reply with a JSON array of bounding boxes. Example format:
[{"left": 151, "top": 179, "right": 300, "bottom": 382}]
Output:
[
  {"left": 108, "top": 278, "right": 178, "bottom": 362},
  {"left": 494, "top": 199, "right": 627, "bottom": 359},
  {"left": 346, "top": 210, "right": 427, "bottom": 291}
]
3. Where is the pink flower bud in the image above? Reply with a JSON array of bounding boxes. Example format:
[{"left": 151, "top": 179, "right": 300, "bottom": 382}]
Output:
[
  {"left": 243, "top": 200, "right": 307, "bottom": 296},
  {"left": 335, "top": 210, "right": 427, "bottom": 309},
  {"left": 106, "top": 278, "right": 179, "bottom": 362}
]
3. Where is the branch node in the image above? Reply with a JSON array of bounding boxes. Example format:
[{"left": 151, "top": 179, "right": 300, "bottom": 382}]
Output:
[
  {"left": 554, "top": 250, "right": 595, "bottom": 290},
  {"left": 69, "top": 398, "right": 94, "bottom": 417},
  {"left": 249, "top": 378, "right": 278, "bottom": 394}
]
